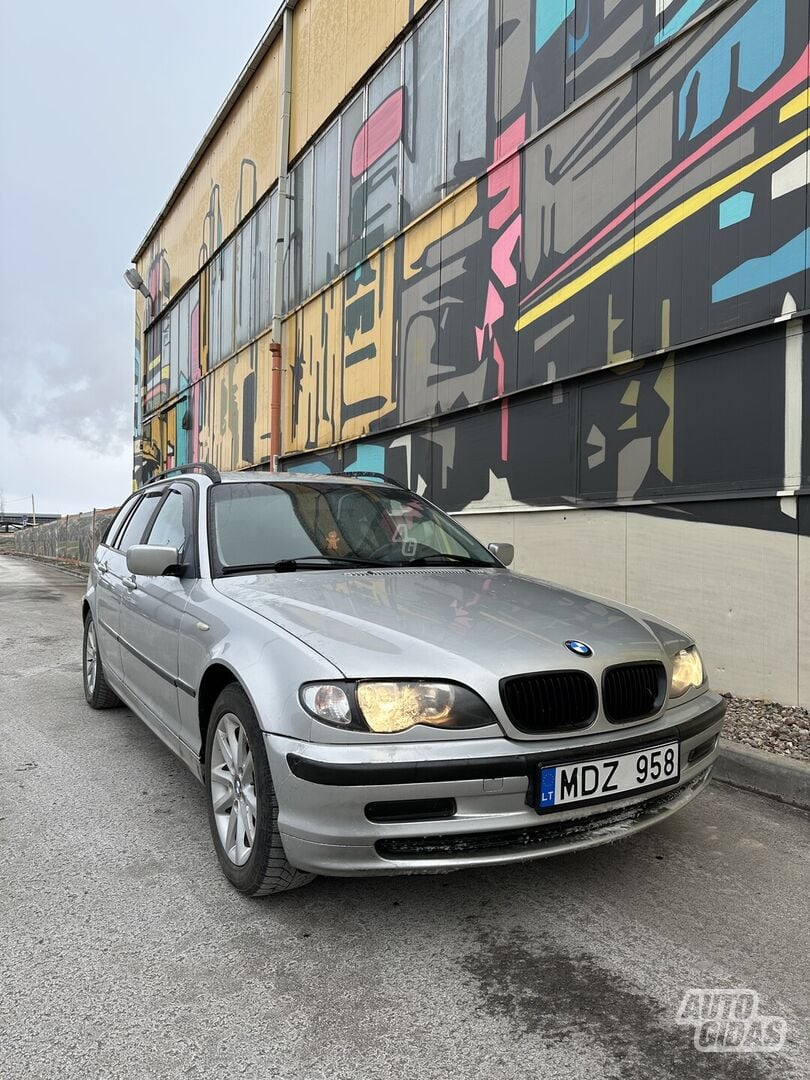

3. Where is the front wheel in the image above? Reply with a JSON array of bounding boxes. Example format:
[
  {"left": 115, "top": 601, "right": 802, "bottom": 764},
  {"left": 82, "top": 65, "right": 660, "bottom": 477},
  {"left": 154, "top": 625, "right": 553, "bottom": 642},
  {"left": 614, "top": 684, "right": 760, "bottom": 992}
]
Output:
[
  {"left": 205, "top": 683, "right": 315, "bottom": 897},
  {"left": 82, "top": 613, "right": 120, "bottom": 709}
]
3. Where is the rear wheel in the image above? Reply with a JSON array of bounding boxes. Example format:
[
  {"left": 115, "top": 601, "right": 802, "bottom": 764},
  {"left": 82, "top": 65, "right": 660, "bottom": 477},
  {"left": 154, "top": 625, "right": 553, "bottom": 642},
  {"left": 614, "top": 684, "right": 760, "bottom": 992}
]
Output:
[
  {"left": 82, "top": 613, "right": 120, "bottom": 709},
  {"left": 205, "top": 683, "right": 315, "bottom": 897}
]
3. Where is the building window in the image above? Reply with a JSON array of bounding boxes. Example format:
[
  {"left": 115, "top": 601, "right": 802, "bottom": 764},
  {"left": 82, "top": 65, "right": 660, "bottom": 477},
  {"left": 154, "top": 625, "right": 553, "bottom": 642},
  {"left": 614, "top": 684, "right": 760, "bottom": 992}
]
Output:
[
  {"left": 209, "top": 250, "right": 222, "bottom": 368},
  {"left": 339, "top": 94, "right": 365, "bottom": 270},
  {"left": 313, "top": 122, "right": 339, "bottom": 291},
  {"left": 403, "top": 3, "right": 445, "bottom": 225},
  {"left": 364, "top": 49, "right": 403, "bottom": 255},
  {"left": 235, "top": 215, "right": 253, "bottom": 349},
  {"left": 169, "top": 303, "right": 180, "bottom": 396},
  {"left": 177, "top": 290, "right": 190, "bottom": 389},
  {"left": 285, "top": 151, "right": 313, "bottom": 310},
  {"left": 447, "top": 0, "right": 488, "bottom": 190},
  {"left": 253, "top": 196, "right": 271, "bottom": 336},
  {"left": 219, "top": 239, "right": 235, "bottom": 360}
]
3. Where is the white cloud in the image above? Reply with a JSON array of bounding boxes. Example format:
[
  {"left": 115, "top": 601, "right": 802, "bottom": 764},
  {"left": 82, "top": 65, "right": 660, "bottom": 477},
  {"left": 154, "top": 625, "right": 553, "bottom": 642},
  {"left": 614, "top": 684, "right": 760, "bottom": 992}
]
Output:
[{"left": 0, "top": 416, "right": 132, "bottom": 515}]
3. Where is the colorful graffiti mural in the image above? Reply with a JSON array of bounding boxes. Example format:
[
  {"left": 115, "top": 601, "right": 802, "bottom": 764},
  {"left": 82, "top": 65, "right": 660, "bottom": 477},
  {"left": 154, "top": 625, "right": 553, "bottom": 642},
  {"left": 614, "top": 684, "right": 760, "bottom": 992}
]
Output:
[
  {"left": 284, "top": 0, "right": 809, "bottom": 518},
  {"left": 132, "top": 0, "right": 809, "bottom": 523}
]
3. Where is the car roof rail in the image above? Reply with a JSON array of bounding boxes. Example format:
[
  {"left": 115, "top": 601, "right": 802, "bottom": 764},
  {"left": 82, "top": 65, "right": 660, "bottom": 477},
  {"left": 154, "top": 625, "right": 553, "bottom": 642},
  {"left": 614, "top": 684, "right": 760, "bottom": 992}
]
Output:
[
  {"left": 149, "top": 462, "right": 222, "bottom": 485},
  {"left": 333, "top": 470, "right": 406, "bottom": 488}
]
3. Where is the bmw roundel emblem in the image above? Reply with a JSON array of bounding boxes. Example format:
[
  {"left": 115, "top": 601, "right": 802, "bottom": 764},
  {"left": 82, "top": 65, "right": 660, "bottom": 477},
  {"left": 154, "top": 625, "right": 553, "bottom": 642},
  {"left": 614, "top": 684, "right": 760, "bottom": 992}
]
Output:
[{"left": 565, "top": 640, "right": 593, "bottom": 657}]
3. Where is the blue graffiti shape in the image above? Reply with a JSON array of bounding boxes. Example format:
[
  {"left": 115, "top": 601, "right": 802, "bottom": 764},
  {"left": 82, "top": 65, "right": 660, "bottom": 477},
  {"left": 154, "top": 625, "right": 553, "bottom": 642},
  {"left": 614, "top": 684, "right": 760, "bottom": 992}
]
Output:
[
  {"left": 677, "top": 0, "right": 786, "bottom": 140},
  {"left": 345, "top": 443, "right": 387, "bottom": 476},
  {"left": 711, "top": 228, "right": 810, "bottom": 302},
  {"left": 295, "top": 460, "right": 332, "bottom": 474},
  {"left": 536, "top": 0, "right": 575, "bottom": 52},
  {"left": 568, "top": 0, "right": 590, "bottom": 57},
  {"left": 718, "top": 191, "right": 755, "bottom": 228}
]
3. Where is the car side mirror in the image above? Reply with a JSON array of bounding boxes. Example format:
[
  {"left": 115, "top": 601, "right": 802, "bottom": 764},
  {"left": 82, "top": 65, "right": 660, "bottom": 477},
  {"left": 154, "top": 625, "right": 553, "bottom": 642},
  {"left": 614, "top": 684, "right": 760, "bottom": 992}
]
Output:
[
  {"left": 488, "top": 542, "right": 514, "bottom": 567},
  {"left": 126, "top": 544, "right": 181, "bottom": 577}
]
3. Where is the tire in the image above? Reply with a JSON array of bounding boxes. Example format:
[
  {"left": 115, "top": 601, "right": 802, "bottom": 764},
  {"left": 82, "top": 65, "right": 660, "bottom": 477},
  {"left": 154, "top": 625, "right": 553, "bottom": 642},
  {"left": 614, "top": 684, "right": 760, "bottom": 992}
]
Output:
[
  {"left": 205, "top": 683, "right": 315, "bottom": 897},
  {"left": 83, "top": 612, "right": 121, "bottom": 709}
]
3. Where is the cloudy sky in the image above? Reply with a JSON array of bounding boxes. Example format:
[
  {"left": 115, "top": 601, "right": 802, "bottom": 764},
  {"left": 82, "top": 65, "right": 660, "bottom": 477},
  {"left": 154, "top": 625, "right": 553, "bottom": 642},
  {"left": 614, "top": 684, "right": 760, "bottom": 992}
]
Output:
[{"left": 0, "top": 1, "right": 278, "bottom": 515}]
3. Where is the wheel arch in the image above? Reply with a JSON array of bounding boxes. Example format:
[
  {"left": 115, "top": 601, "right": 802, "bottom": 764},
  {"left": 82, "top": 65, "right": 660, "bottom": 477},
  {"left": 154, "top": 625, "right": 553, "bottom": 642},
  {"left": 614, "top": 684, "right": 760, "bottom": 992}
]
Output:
[{"left": 198, "top": 662, "right": 246, "bottom": 766}]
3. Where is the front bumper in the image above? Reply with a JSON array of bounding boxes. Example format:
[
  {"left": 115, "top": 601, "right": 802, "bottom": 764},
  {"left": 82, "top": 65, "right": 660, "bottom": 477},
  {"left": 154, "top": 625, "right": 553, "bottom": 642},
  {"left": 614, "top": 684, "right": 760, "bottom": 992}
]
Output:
[{"left": 266, "top": 691, "right": 725, "bottom": 876}]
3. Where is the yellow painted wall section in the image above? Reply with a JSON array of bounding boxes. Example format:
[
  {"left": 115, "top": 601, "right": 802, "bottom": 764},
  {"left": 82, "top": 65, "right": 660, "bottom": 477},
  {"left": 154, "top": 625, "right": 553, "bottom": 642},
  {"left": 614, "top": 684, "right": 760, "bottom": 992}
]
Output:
[
  {"left": 198, "top": 335, "right": 275, "bottom": 472},
  {"left": 137, "top": 38, "right": 282, "bottom": 306},
  {"left": 290, "top": 0, "right": 432, "bottom": 159}
]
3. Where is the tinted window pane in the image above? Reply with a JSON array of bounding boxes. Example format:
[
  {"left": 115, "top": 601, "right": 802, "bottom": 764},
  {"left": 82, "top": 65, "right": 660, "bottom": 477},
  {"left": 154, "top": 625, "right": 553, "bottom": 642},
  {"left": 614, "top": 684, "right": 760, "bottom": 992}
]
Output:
[
  {"left": 146, "top": 489, "right": 188, "bottom": 553},
  {"left": 116, "top": 492, "right": 162, "bottom": 552},
  {"left": 313, "top": 123, "right": 339, "bottom": 291},
  {"left": 209, "top": 252, "right": 221, "bottom": 367},
  {"left": 105, "top": 496, "right": 140, "bottom": 547},
  {"left": 447, "top": 0, "right": 487, "bottom": 189},
  {"left": 188, "top": 282, "right": 200, "bottom": 381},
  {"left": 365, "top": 51, "right": 402, "bottom": 254},
  {"left": 252, "top": 198, "right": 271, "bottom": 337},
  {"left": 219, "top": 240, "right": 235, "bottom": 359},
  {"left": 178, "top": 291, "right": 190, "bottom": 389},
  {"left": 288, "top": 152, "right": 313, "bottom": 308},
  {"left": 169, "top": 304, "right": 180, "bottom": 396},
  {"left": 404, "top": 4, "right": 444, "bottom": 224},
  {"left": 159, "top": 315, "right": 171, "bottom": 406},
  {"left": 235, "top": 216, "right": 253, "bottom": 349},
  {"left": 339, "top": 95, "right": 365, "bottom": 270}
]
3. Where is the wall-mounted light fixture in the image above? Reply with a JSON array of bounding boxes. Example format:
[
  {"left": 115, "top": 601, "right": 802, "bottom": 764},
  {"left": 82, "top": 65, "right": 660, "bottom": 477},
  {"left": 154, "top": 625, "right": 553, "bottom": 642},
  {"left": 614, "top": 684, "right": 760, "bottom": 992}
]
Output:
[{"left": 123, "top": 268, "right": 151, "bottom": 300}]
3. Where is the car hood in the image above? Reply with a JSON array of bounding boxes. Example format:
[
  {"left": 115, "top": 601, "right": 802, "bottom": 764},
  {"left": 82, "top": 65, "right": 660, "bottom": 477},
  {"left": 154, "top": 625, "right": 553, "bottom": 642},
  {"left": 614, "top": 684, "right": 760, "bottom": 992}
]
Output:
[{"left": 214, "top": 567, "right": 687, "bottom": 681}]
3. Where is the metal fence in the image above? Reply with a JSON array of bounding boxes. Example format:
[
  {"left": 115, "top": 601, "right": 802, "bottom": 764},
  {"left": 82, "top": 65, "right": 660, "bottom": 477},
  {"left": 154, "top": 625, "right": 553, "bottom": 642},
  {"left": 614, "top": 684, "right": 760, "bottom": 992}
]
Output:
[{"left": 0, "top": 507, "right": 119, "bottom": 572}]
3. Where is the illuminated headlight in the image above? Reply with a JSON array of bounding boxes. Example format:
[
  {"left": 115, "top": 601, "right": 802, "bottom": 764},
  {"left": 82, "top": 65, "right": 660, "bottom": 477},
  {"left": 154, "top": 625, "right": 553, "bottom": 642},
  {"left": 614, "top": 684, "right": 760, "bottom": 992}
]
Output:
[
  {"left": 300, "top": 681, "right": 495, "bottom": 732},
  {"left": 670, "top": 646, "right": 705, "bottom": 697}
]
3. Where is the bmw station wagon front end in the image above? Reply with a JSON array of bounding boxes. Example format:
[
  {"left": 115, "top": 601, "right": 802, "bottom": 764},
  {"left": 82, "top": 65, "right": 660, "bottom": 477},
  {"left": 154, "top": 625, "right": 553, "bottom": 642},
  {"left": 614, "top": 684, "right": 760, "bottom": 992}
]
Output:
[{"left": 264, "top": 636, "right": 724, "bottom": 877}]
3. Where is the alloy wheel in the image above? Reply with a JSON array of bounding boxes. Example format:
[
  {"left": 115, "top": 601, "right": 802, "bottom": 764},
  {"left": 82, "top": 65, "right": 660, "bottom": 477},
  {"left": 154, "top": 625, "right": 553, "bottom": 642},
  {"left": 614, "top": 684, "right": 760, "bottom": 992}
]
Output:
[
  {"left": 85, "top": 622, "right": 97, "bottom": 694},
  {"left": 209, "top": 712, "right": 257, "bottom": 866}
]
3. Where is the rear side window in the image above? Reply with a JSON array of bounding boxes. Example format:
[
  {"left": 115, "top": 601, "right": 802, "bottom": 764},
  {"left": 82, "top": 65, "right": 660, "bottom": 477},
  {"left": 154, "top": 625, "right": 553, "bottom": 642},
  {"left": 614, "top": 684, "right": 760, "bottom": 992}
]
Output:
[
  {"left": 103, "top": 497, "right": 140, "bottom": 547},
  {"left": 115, "top": 492, "right": 163, "bottom": 552}
]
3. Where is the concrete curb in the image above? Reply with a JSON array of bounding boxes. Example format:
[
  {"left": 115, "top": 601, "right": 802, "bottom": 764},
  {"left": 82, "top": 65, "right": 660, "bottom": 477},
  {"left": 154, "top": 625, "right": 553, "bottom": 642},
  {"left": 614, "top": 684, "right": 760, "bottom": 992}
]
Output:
[{"left": 714, "top": 738, "right": 810, "bottom": 812}]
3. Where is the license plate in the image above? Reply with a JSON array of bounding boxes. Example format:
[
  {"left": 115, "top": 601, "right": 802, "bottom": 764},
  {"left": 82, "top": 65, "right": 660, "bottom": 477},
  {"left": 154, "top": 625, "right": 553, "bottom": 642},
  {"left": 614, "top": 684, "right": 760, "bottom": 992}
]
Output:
[{"left": 538, "top": 742, "right": 680, "bottom": 811}]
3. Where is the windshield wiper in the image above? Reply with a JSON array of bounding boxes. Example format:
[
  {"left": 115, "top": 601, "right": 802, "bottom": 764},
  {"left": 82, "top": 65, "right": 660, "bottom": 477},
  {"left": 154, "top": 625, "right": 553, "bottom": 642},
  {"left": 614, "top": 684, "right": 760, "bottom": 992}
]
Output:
[
  {"left": 220, "top": 555, "right": 390, "bottom": 576},
  {"left": 404, "top": 553, "right": 494, "bottom": 567}
]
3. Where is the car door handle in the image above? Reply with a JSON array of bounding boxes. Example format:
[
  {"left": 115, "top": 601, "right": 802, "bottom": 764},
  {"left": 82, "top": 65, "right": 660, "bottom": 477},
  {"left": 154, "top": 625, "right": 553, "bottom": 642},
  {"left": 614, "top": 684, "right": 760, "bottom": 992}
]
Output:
[
  {"left": 95, "top": 560, "right": 108, "bottom": 575},
  {"left": 122, "top": 576, "right": 138, "bottom": 591}
]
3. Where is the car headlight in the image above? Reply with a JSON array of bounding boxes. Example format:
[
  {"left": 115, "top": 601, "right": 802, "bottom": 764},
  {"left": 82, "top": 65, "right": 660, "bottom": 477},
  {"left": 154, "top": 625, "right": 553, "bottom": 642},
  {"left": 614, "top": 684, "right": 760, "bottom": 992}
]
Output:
[
  {"left": 669, "top": 646, "right": 704, "bottom": 697},
  {"left": 300, "top": 684, "right": 354, "bottom": 726},
  {"left": 300, "top": 680, "right": 495, "bottom": 733}
]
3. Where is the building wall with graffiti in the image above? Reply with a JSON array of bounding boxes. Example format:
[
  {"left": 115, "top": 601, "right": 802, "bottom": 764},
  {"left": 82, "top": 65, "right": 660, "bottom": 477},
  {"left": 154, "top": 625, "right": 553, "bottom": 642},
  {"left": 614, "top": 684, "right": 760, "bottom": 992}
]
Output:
[{"left": 131, "top": 0, "right": 810, "bottom": 702}]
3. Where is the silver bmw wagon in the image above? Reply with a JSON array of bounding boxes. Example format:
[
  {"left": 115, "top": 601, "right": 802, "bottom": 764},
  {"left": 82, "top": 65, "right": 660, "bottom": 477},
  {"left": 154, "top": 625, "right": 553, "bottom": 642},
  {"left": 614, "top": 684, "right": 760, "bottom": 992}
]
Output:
[{"left": 83, "top": 464, "right": 725, "bottom": 896}]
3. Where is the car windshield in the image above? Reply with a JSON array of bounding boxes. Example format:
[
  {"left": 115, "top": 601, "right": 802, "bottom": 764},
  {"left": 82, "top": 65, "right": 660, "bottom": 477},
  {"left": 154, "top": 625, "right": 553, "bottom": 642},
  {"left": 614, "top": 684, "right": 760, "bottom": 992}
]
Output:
[{"left": 209, "top": 481, "right": 500, "bottom": 574}]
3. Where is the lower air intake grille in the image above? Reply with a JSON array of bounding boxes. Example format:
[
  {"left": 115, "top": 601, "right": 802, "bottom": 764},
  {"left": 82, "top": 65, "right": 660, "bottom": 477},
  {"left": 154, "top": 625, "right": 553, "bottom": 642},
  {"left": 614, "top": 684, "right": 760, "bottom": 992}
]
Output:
[
  {"left": 602, "top": 661, "right": 666, "bottom": 723},
  {"left": 500, "top": 671, "right": 597, "bottom": 733}
]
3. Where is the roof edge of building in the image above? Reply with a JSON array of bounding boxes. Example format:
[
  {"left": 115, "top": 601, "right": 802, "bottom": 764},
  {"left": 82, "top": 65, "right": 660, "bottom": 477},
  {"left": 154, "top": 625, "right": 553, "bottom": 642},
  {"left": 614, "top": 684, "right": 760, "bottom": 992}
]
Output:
[{"left": 132, "top": 0, "right": 296, "bottom": 264}]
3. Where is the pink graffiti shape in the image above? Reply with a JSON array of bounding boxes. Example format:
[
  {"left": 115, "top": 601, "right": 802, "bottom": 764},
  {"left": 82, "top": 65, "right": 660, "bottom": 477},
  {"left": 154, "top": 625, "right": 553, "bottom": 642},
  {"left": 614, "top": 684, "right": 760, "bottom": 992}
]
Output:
[
  {"left": 521, "top": 45, "right": 810, "bottom": 307},
  {"left": 491, "top": 217, "right": 522, "bottom": 289},
  {"left": 351, "top": 88, "right": 405, "bottom": 179},
  {"left": 488, "top": 118, "right": 525, "bottom": 230}
]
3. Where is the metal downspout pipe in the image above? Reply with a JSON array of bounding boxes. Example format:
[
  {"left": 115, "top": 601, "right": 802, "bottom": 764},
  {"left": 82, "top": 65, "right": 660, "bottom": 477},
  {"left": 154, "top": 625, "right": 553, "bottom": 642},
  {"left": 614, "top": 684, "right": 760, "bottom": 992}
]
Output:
[{"left": 270, "top": 2, "right": 294, "bottom": 470}]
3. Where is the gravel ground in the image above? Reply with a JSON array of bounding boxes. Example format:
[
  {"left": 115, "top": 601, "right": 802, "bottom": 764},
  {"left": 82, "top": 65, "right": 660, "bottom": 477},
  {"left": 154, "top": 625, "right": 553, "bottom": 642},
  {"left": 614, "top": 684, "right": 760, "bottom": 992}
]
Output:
[{"left": 723, "top": 694, "right": 810, "bottom": 762}]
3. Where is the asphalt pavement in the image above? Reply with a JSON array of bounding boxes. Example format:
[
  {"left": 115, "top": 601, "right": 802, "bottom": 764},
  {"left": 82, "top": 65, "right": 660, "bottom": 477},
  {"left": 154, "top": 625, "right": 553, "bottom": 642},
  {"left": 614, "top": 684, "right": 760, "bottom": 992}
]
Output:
[{"left": 1, "top": 556, "right": 808, "bottom": 1080}]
